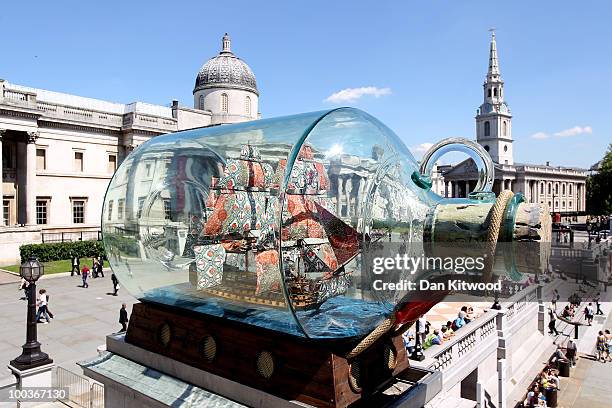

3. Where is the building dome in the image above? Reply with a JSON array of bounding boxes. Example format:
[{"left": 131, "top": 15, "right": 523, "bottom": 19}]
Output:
[{"left": 194, "top": 34, "right": 258, "bottom": 95}]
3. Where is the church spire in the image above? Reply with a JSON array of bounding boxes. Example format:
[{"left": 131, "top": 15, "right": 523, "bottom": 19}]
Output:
[{"left": 487, "top": 28, "right": 500, "bottom": 80}]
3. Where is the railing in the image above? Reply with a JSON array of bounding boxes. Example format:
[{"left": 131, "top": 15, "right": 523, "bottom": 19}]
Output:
[
  {"left": 54, "top": 367, "right": 91, "bottom": 407},
  {"left": 54, "top": 367, "right": 104, "bottom": 408},
  {"left": 42, "top": 230, "right": 102, "bottom": 243},
  {"left": 424, "top": 284, "right": 541, "bottom": 377},
  {"left": 91, "top": 382, "right": 104, "bottom": 408},
  {"left": 37, "top": 102, "right": 124, "bottom": 127},
  {"left": 427, "top": 310, "right": 499, "bottom": 372},
  {"left": 2, "top": 88, "right": 37, "bottom": 107}
]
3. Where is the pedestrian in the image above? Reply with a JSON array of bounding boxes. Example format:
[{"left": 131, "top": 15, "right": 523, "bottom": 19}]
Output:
[
  {"left": 584, "top": 303, "right": 594, "bottom": 326},
  {"left": 548, "top": 310, "right": 559, "bottom": 335},
  {"left": 595, "top": 294, "right": 604, "bottom": 315},
  {"left": 92, "top": 257, "right": 99, "bottom": 278},
  {"left": 43, "top": 291, "right": 54, "bottom": 319},
  {"left": 604, "top": 329, "right": 612, "bottom": 362},
  {"left": 416, "top": 315, "right": 427, "bottom": 346},
  {"left": 35, "top": 289, "right": 51, "bottom": 324},
  {"left": 553, "top": 289, "right": 560, "bottom": 301},
  {"left": 71, "top": 255, "right": 80, "bottom": 276},
  {"left": 566, "top": 339, "right": 577, "bottom": 367},
  {"left": 97, "top": 256, "right": 105, "bottom": 277},
  {"left": 111, "top": 272, "right": 119, "bottom": 296},
  {"left": 119, "top": 303, "right": 129, "bottom": 332},
  {"left": 81, "top": 265, "right": 90, "bottom": 288},
  {"left": 18, "top": 278, "right": 29, "bottom": 300},
  {"left": 596, "top": 331, "right": 607, "bottom": 362}
]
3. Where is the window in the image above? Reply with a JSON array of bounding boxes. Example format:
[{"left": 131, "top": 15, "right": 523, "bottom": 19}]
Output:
[
  {"left": 36, "top": 149, "right": 46, "bottom": 170},
  {"left": 36, "top": 200, "right": 48, "bottom": 225},
  {"left": 145, "top": 163, "right": 152, "bottom": 177},
  {"left": 569, "top": 201, "right": 573, "bottom": 208},
  {"left": 221, "top": 93, "right": 228, "bottom": 113},
  {"left": 487, "top": 88, "right": 491, "bottom": 98},
  {"left": 504, "top": 145, "right": 508, "bottom": 152},
  {"left": 569, "top": 184, "right": 573, "bottom": 195},
  {"left": 107, "top": 200, "right": 114, "bottom": 221},
  {"left": 548, "top": 183, "right": 551, "bottom": 194},
  {"left": 74, "top": 151, "right": 83, "bottom": 172},
  {"left": 483, "top": 145, "right": 489, "bottom": 152},
  {"left": 493, "top": 88, "right": 498, "bottom": 97},
  {"left": 555, "top": 183, "right": 559, "bottom": 195},
  {"left": 2, "top": 200, "right": 9, "bottom": 226},
  {"left": 245, "top": 96, "right": 251, "bottom": 115},
  {"left": 199, "top": 95, "right": 205, "bottom": 110},
  {"left": 108, "top": 155, "right": 117, "bottom": 174},
  {"left": 562, "top": 201, "right": 565, "bottom": 208},
  {"left": 137, "top": 197, "right": 145, "bottom": 218},
  {"left": 504, "top": 160, "right": 508, "bottom": 164},
  {"left": 163, "top": 199, "right": 172, "bottom": 220},
  {"left": 117, "top": 199, "right": 125, "bottom": 219},
  {"left": 503, "top": 121, "right": 507, "bottom": 137},
  {"left": 540, "top": 183, "right": 544, "bottom": 194},
  {"left": 72, "top": 200, "right": 85, "bottom": 224},
  {"left": 562, "top": 183, "right": 566, "bottom": 195},
  {"left": 484, "top": 121, "right": 490, "bottom": 137},
  {"left": 548, "top": 201, "right": 551, "bottom": 208}
]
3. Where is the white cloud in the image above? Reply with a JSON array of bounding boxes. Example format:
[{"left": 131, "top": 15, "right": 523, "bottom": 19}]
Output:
[
  {"left": 410, "top": 142, "right": 434, "bottom": 158},
  {"left": 531, "top": 125, "right": 592, "bottom": 140},
  {"left": 531, "top": 132, "right": 550, "bottom": 139},
  {"left": 554, "top": 126, "right": 593, "bottom": 137},
  {"left": 324, "top": 86, "right": 391, "bottom": 104}
]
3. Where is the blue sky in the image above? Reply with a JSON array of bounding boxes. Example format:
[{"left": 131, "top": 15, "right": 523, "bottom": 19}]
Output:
[{"left": 1, "top": 1, "right": 610, "bottom": 168}]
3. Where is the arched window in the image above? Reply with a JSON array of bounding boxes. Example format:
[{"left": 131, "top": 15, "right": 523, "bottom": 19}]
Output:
[
  {"left": 483, "top": 145, "right": 489, "bottom": 152},
  {"left": 540, "top": 183, "right": 544, "bottom": 194},
  {"left": 221, "top": 93, "right": 228, "bottom": 113},
  {"left": 555, "top": 183, "right": 559, "bottom": 195},
  {"left": 548, "top": 183, "right": 551, "bottom": 194},
  {"left": 484, "top": 121, "right": 490, "bottom": 137},
  {"left": 493, "top": 88, "right": 498, "bottom": 97},
  {"left": 199, "top": 95, "right": 205, "bottom": 110},
  {"left": 562, "top": 183, "right": 566, "bottom": 195},
  {"left": 503, "top": 145, "right": 508, "bottom": 152},
  {"left": 245, "top": 96, "right": 251, "bottom": 115},
  {"left": 569, "top": 184, "right": 572, "bottom": 195},
  {"left": 487, "top": 88, "right": 492, "bottom": 98},
  {"left": 503, "top": 121, "right": 507, "bottom": 137}
]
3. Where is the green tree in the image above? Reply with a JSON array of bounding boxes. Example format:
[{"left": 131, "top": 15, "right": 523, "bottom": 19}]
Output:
[{"left": 586, "top": 143, "right": 612, "bottom": 215}]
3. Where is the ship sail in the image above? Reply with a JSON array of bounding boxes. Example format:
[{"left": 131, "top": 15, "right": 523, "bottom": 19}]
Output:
[{"left": 187, "top": 143, "right": 360, "bottom": 309}]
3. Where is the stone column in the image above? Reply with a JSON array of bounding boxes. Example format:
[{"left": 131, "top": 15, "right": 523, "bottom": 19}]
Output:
[
  {"left": 355, "top": 177, "right": 365, "bottom": 216},
  {"left": 25, "top": 131, "right": 38, "bottom": 226},
  {"left": 344, "top": 177, "right": 353, "bottom": 217},
  {"left": 0, "top": 129, "right": 5, "bottom": 226},
  {"left": 537, "top": 285, "right": 545, "bottom": 335},
  {"left": 336, "top": 176, "right": 344, "bottom": 216}
]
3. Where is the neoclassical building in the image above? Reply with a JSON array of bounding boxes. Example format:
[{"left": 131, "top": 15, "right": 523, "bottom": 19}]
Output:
[
  {"left": 435, "top": 32, "right": 587, "bottom": 215},
  {"left": 0, "top": 34, "right": 259, "bottom": 265}
]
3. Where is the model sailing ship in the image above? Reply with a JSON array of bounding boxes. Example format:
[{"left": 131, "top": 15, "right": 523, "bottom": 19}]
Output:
[{"left": 187, "top": 144, "right": 360, "bottom": 309}]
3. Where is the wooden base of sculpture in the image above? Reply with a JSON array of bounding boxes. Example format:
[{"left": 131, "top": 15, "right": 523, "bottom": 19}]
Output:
[{"left": 126, "top": 302, "right": 408, "bottom": 408}]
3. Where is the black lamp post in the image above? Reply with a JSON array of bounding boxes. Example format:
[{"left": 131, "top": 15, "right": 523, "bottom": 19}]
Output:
[{"left": 10, "top": 257, "right": 53, "bottom": 370}]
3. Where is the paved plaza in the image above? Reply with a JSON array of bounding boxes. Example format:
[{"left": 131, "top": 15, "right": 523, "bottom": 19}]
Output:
[{"left": 0, "top": 270, "right": 136, "bottom": 384}]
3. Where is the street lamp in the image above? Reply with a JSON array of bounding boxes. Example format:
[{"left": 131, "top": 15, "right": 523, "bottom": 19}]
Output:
[{"left": 10, "top": 257, "right": 53, "bottom": 370}]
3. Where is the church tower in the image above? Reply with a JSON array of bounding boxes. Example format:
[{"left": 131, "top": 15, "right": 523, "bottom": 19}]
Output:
[{"left": 476, "top": 30, "right": 513, "bottom": 165}]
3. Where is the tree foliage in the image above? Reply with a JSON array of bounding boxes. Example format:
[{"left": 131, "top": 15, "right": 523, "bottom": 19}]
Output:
[{"left": 586, "top": 143, "right": 612, "bottom": 215}]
